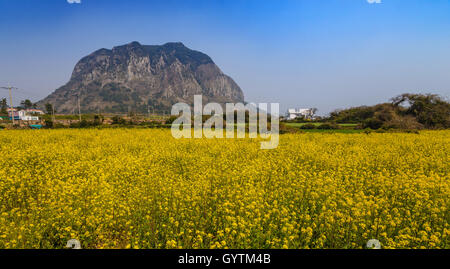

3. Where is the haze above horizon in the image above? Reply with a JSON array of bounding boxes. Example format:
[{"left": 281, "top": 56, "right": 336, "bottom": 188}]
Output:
[{"left": 1, "top": 0, "right": 450, "bottom": 115}]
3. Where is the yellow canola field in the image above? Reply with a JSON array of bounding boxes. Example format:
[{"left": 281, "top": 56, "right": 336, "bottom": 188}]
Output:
[{"left": 0, "top": 129, "right": 448, "bottom": 249}]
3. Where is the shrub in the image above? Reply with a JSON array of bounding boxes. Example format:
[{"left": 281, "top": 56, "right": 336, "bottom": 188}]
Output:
[
  {"left": 79, "top": 120, "right": 89, "bottom": 128},
  {"left": 317, "top": 123, "right": 340, "bottom": 130},
  {"left": 112, "top": 116, "right": 127, "bottom": 125},
  {"left": 279, "top": 123, "right": 300, "bottom": 134},
  {"left": 165, "top": 116, "right": 178, "bottom": 125},
  {"left": 69, "top": 122, "right": 80, "bottom": 128},
  {"left": 300, "top": 123, "right": 317, "bottom": 130},
  {"left": 362, "top": 118, "right": 384, "bottom": 130},
  {"left": 383, "top": 115, "right": 424, "bottom": 130},
  {"left": 44, "top": 119, "right": 53, "bottom": 128}
]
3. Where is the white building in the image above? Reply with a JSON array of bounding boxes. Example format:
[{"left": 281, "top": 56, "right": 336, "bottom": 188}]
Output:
[
  {"left": 24, "top": 109, "right": 45, "bottom": 115},
  {"left": 287, "top": 108, "right": 315, "bottom": 120},
  {"left": 8, "top": 108, "right": 44, "bottom": 121}
]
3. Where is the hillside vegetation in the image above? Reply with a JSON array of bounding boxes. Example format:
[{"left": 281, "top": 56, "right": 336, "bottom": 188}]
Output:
[{"left": 328, "top": 94, "right": 450, "bottom": 130}]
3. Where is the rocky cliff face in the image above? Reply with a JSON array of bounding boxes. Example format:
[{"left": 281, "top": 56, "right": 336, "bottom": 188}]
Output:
[{"left": 39, "top": 42, "right": 244, "bottom": 113}]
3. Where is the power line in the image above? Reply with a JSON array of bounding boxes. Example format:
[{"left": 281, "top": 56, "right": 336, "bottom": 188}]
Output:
[
  {"left": 0, "top": 84, "right": 19, "bottom": 125},
  {"left": 76, "top": 93, "right": 81, "bottom": 122},
  {"left": 0, "top": 87, "right": 44, "bottom": 105},
  {"left": 14, "top": 88, "right": 43, "bottom": 100}
]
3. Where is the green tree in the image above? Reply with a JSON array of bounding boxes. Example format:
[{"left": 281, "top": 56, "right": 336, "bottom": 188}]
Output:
[
  {"left": 44, "top": 119, "right": 53, "bottom": 128},
  {"left": 45, "top": 103, "right": 54, "bottom": 115},
  {"left": 0, "top": 98, "right": 7, "bottom": 114},
  {"left": 20, "top": 99, "right": 33, "bottom": 109},
  {"left": 392, "top": 93, "right": 450, "bottom": 128}
]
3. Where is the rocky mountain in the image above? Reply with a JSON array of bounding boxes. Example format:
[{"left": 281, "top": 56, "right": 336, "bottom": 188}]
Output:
[{"left": 38, "top": 42, "right": 244, "bottom": 114}]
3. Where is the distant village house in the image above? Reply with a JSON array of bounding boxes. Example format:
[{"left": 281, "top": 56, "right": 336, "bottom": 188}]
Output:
[
  {"left": 8, "top": 108, "right": 44, "bottom": 121},
  {"left": 287, "top": 108, "right": 317, "bottom": 120}
]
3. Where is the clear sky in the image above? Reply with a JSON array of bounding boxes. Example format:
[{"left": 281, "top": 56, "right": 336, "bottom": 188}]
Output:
[{"left": 1, "top": 0, "right": 450, "bottom": 115}]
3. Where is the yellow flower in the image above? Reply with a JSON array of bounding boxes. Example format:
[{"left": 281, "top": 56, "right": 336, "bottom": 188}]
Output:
[{"left": 0, "top": 129, "right": 447, "bottom": 249}]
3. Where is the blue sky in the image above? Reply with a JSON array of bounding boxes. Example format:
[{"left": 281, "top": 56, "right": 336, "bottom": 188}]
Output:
[{"left": 0, "top": 0, "right": 450, "bottom": 114}]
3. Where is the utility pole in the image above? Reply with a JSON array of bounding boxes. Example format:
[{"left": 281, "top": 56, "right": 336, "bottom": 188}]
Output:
[
  {"left": 0, "top": 84, "right": 18, "bottom": 126},
  {"left": 52, "top": 104, "right": 56, "bottom": 123},
  {"left": 77, "top": 94, "right": 82, "bottom": 122},
  {"left": 8, "top": 85, "right": 14, "bottom": 125}
]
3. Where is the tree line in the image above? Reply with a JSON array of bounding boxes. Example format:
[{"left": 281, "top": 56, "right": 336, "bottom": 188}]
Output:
[
  {"left": 328, "top": 93, "right": 450, "bottom": 129},
  {"left": 0, "top": 98, "right": 40, "bottom": 115}
]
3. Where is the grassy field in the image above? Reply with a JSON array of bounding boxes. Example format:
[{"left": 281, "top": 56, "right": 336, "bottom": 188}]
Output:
[
  {"left": 285, "top": 122, "right": 323, "bottom": 128},
  {"left": 0, "top": 129, "right": 448, "bottom": 249},
  {"left": 296, "top": 129, "right": 365, "bottom": 134},
  {"left": 285, "top": 122, "right": 358, "bottom": 128},
  {"left": 283, "top": 122, "right": 363, "bottom": 133}
]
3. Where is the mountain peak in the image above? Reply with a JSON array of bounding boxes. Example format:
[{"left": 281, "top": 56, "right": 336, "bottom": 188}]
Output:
[
  {"left": 112, "top": 41, "right": 142, "bottom": 51},
  {"left": 163, "top": 42, "right": 186, "bottom": 48},
  {"left": 128, "top": 41, "right": 142, "bottom": 47},
  {"left": 38, "top": 42, "right": 244, "bottom": 114}
]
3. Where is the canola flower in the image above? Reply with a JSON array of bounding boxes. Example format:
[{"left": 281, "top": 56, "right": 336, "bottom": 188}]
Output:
[{"left": 0, "top": 129, "right": 448, "bottom": 249}]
